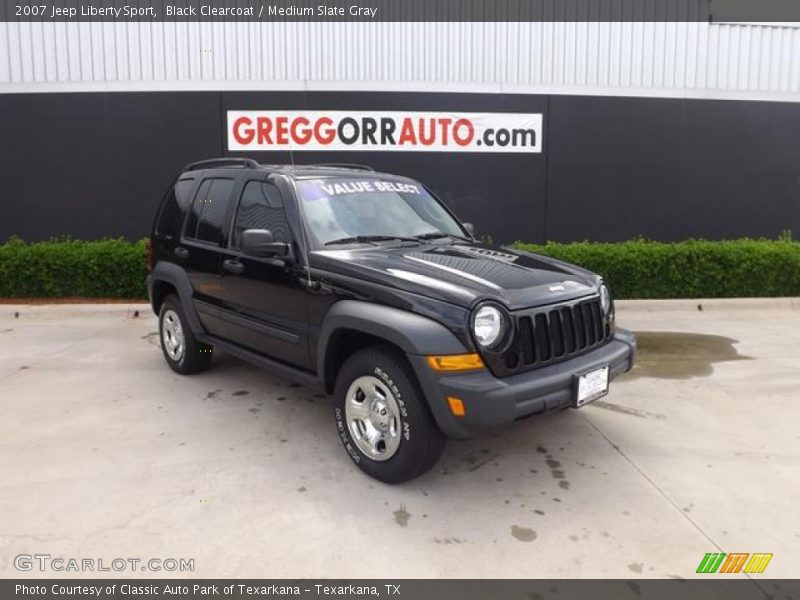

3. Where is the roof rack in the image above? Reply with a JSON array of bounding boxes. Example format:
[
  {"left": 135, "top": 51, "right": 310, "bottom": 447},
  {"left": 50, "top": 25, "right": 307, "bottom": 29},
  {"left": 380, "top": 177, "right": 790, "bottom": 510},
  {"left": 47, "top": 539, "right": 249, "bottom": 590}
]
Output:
[
  {"left": 184, "top": 157, "right": 260, "bottom": 172},
  {"left": 309, "top": 163, "right": 375, "bottom": 172}
]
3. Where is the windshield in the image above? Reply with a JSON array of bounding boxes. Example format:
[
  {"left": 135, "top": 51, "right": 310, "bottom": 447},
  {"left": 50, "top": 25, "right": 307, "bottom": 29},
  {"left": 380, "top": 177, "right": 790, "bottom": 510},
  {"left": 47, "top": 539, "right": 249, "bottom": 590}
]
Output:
[{"left": 295, "top": 177, "right": 466, "bottom": 247}]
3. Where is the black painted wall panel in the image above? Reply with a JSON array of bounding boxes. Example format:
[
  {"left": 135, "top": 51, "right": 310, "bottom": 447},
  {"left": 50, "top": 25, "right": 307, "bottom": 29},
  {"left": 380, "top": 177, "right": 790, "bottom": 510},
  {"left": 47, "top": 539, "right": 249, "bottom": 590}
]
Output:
[
  {"left": 545, "top": 95, "right": 800, "bottom": 242},
  {"left": 0, "top": 90, "right": 797, "bottom": 245},
  {"left": 0, "top": 92, "right": 222, "bottom": 242},
  {"left": 0, "top": 93, "right": 109, "bottom": 242},
  {"left": 103, "top": 92, "right": 224, "bottom": 239}
]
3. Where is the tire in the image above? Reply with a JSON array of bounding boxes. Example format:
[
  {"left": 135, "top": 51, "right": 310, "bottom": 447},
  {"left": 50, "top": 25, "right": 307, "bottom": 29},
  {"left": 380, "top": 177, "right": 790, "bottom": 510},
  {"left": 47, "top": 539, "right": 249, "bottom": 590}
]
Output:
[
  {"left": 334, "top": 346, "right": 445, "bottom": 483},
  {"left": 158, "top": 294, "right": 213, "bottom": 375}
]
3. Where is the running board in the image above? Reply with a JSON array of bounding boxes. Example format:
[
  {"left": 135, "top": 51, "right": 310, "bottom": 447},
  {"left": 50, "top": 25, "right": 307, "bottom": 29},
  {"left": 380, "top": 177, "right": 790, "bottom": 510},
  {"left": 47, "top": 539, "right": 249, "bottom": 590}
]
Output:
[{"left": 197, "top": 334, "right": 323, "bottom": 392}]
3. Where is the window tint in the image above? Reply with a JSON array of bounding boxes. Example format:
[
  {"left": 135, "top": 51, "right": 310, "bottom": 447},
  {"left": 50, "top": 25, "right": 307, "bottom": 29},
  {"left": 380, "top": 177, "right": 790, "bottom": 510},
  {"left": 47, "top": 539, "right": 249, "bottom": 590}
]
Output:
[
  {"left": 232, "top": 181, "right": 291, "bottom": 249},
  {"left": 185, "top": 178, "right": 235, "bottom": 245},
  {"left": 155, "top": 178, "right": 194, "bottom": 237}
]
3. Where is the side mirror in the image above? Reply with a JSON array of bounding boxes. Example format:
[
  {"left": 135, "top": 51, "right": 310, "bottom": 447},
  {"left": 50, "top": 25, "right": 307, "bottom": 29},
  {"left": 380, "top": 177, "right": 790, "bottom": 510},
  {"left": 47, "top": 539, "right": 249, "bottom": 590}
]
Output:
[
  {"left": 241, "top": 229, "right": 289, "bottom": 257},
  {"left": 463, "top": 222, "right": 476, "bottom": 238}
]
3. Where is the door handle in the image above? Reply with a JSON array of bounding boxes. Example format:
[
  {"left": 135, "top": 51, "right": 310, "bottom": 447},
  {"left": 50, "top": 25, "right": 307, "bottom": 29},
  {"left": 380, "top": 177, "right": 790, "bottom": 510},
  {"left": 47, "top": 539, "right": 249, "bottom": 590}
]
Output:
[
  {"left": 174, "top": 247, "right": 189, "bottom": 259},
  {"left": 223, "top": 259, "right": 245, "bottom": 275}
]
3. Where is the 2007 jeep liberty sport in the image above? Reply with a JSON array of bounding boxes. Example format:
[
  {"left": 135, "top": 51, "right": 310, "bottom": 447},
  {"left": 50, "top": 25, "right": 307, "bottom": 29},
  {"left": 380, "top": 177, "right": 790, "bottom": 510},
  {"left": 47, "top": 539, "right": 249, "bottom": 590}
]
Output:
[{"left": 146, "top": 158, "right": 636, "bottom": 483}]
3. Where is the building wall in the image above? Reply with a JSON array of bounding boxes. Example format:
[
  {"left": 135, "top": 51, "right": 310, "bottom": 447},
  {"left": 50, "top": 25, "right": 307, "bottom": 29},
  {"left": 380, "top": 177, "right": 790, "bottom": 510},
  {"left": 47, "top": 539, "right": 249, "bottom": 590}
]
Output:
[{"left": 2, "top": 20, "right": 800, "bottom": 101}]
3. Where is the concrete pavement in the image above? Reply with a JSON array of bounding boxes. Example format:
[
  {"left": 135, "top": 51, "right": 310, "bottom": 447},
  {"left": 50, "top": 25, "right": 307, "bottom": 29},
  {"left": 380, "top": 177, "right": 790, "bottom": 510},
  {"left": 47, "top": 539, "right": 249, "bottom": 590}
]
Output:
[{"left": 0, "top": 300, "right": 798, "bottom": 578}]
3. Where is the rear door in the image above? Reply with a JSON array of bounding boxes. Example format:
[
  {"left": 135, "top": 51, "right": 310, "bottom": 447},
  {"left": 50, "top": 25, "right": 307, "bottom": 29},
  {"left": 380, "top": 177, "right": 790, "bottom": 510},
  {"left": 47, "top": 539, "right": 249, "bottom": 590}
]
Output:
[
  {"left": 216, "top": 178, "right": 311, "bottom": 369},
  {"left": 177, "top": 176, "right": 238, "bottom": 338}
]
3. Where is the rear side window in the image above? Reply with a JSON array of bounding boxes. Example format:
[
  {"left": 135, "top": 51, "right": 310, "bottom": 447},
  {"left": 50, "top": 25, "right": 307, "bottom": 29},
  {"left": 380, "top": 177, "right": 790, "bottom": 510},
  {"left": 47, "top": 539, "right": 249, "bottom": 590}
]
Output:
[
  {"left": 231, "top": 181, "right": 290, "bottom": 249},
  {"left": 184, "top": 178, "right": 235, "bottom": 245},
  {"left": 155, "top": 178, "right": 195, "bottom": 237}
]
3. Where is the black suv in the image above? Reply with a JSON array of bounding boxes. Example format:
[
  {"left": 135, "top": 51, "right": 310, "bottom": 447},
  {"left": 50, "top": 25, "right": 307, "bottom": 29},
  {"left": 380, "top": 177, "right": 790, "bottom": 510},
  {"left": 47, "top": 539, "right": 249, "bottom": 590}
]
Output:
[{"left": 147, "top": 158, "right": 635, "bottom": 483}]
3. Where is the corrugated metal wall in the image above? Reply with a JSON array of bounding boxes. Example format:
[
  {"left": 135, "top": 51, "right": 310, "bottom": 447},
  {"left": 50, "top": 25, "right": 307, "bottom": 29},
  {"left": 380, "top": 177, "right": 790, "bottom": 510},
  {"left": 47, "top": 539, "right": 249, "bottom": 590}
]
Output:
[{"left": 2, "top": 21, "right": 800, "bottom": 99}]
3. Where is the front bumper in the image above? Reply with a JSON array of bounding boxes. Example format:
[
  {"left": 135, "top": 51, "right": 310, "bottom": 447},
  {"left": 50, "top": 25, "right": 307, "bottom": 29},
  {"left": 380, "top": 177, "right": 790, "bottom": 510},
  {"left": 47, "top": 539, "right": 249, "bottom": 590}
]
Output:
[{"left": 409, "top": 329, "right": 636, "bottom": 439}]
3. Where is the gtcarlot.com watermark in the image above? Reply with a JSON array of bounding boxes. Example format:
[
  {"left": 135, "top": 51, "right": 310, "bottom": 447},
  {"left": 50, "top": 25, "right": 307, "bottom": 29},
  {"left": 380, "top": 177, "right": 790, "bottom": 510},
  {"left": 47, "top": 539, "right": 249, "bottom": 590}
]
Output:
[{"left": 14, "top": 553, "right": 194, "bottom": 573}]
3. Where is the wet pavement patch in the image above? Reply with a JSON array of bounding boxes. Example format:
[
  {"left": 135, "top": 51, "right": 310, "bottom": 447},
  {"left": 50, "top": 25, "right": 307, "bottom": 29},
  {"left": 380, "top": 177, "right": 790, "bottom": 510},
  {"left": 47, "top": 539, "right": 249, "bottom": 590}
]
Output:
[
  {"left": 545, "top": 458, "right": 560, "bottom": 470},
  {"left": 464, "top": 449, "right": 495, "bottom": 472},
  {"left": 544, "top": 454, "right": 567, "bottom": 483},
  {"left": 590, "top": 401, "right": 667, "bottom": 420},
  {"left": 141, "top": 331, "right": 159, "bottom": 346},
  {"left": 393, "top": 506, "right": 410, "bottom": 527},
  {"left": 510, "top": 525, "right": 537, "bottom": 542},
  {"left": 622, "top": 331, "right": 750, "bottom": 380}
]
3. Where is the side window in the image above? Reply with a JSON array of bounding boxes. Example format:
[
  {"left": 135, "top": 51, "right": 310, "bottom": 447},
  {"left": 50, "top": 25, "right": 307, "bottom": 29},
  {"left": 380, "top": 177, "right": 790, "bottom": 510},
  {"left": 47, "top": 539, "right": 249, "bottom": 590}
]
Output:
[
  {"left": 155, "top": 178, "right": 195, "bottom": 237},
  {"left": 232, "top": 181, "right": 291, "bottom": 250},
  {"left": 184, "top": 178, "right": 235, "bottom": 245}
]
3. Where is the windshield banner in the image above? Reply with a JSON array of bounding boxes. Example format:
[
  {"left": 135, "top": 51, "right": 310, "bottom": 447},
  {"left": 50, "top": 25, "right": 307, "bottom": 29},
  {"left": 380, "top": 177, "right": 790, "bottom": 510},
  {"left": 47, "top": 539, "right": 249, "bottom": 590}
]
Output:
[
  {"left": 318, "top": 180, "right": 422, "bottom": 196},
  {"left": 227, "top": 110, "right": 543, "bottom": 153}
]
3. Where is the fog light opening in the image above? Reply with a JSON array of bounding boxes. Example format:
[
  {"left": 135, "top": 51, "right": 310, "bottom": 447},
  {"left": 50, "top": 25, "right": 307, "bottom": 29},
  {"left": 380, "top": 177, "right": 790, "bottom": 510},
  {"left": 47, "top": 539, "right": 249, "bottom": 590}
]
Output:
[{"left": 447, "top": 396, "right": 466, "bottom": 417}]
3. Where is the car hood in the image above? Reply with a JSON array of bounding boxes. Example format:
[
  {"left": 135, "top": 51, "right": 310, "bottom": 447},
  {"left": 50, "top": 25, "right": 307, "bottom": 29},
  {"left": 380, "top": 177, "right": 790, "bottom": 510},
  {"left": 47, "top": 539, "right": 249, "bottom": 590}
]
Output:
[{"left": 312, "top": 242, "right": 599, "bottom": 310}]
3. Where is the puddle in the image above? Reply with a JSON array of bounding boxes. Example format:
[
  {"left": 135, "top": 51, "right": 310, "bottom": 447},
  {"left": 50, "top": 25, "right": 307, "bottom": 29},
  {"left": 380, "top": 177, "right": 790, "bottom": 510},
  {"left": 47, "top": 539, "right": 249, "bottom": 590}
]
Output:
[
  {"left": 510, "top": 525, "right": 537, "bottom": 542},
  {"left": 393, "top": 506, "right": 410, "bottom": 528},
  {"left": 621, "top": 331, "right": 751, "bottom": 380}
]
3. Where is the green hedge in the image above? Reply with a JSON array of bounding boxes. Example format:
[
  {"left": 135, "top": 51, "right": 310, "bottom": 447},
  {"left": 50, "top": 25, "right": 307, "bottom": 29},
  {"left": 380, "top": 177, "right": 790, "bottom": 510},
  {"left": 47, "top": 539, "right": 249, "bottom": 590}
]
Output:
[
  {"left": 512, "top": 237, "right": 800, "bottom": 299},
  {"left": 1, "top": 236, "right": 799, "bottom": 300},
  {"left": 0, "top": 237, "right": 148, "bottom": 298}
]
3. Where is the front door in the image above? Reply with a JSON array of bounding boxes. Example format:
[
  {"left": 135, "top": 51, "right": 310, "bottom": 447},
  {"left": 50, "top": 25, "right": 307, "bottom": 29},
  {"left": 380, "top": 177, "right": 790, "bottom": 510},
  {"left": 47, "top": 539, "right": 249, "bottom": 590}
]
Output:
[{"left": 216, "top": 178, "right": 310, "bottom": 370}]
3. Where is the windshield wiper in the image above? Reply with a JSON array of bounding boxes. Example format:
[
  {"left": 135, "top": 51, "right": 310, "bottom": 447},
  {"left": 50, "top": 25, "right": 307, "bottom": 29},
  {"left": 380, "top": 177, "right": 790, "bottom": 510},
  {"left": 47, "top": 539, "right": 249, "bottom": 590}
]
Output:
[
  {"left": 324, "top": 235, "right": 421, "bottom": 246},
  {"left": 414, "top": 231, "right": 474, "bottom": 243}
]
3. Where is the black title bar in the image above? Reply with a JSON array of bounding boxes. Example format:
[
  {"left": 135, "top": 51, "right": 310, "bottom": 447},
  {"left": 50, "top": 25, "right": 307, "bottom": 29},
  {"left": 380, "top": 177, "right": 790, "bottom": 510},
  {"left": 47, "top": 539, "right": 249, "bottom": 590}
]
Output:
[
  {"left": 3, "top": 579, "right": 798, "bottom": 600},
  {"left": 4, "top": 0, "right": 800, "bottom": 22}
]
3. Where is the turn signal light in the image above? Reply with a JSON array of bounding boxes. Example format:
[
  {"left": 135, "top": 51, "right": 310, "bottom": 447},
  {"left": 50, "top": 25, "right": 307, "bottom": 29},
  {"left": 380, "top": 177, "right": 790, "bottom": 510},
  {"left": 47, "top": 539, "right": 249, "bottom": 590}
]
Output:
[
  {"left": 447, "top": 396, "right": 466, "bottom": 417},
  {"left": 426, "top": 353, "right": 485, "bottom": 372}
]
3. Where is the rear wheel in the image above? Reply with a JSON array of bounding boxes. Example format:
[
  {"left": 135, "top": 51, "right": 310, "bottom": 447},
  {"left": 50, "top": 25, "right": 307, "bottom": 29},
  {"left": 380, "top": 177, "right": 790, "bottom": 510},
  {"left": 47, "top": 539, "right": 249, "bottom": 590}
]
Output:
[
  {"left": 158, "top": 294, "right": 213, "bottom": 374},
  {"left": 334, "top": 346, "right": 445, "bottom": 483}
]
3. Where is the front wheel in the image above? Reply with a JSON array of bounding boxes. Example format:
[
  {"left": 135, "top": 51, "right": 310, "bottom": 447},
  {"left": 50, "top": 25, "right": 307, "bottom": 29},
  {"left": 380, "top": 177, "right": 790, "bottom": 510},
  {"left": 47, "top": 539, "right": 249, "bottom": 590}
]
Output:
[{"left": 334, "top": 346, "right": 445, "bottom": 483}]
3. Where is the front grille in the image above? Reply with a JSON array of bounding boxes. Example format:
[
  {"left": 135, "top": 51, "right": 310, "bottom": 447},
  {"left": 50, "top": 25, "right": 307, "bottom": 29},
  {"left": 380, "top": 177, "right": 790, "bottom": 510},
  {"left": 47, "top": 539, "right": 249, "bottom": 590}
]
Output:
[{"left": 487, "top": 296, "right": 612, "bottom": 377}]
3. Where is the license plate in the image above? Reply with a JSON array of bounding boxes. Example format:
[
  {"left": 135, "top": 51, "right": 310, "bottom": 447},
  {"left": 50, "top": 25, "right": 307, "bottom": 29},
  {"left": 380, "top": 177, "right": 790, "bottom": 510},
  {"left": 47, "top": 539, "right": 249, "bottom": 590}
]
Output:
[{"left": 575, "top": 366, "right": 609, "bottom": 407}]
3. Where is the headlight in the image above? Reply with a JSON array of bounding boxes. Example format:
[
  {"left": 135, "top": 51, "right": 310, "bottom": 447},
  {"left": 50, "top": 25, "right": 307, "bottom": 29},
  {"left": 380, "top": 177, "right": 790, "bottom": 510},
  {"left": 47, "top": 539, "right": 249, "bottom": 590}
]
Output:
[
  {"left": 599, "top": 283, "right": 613, "bottom": 318},
  {"left": 472, "top": 304, "right": 511, "bottom": 351}
]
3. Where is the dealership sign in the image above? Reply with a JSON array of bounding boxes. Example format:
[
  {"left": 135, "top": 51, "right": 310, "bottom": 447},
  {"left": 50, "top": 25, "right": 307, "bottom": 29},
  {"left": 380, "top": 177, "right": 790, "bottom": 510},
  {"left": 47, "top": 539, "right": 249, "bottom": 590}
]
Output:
[{"left": 227, "top": 110, "right": 543, "bottom": 153}]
